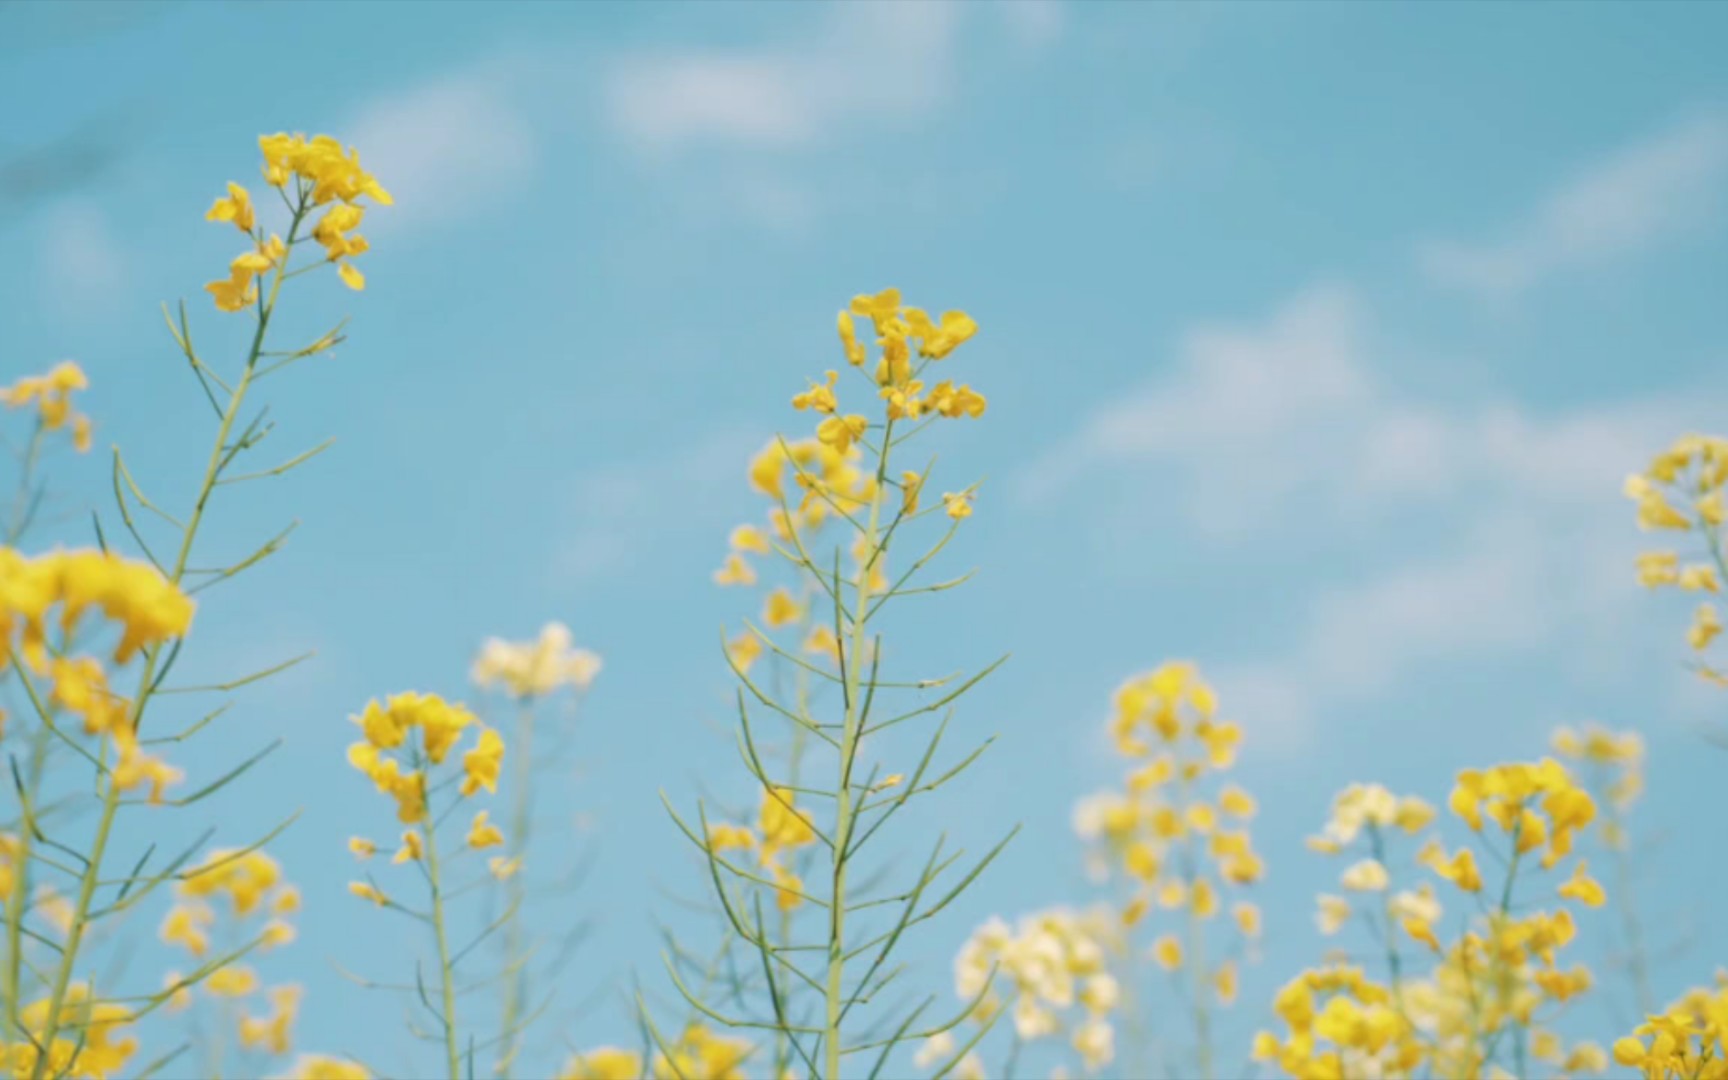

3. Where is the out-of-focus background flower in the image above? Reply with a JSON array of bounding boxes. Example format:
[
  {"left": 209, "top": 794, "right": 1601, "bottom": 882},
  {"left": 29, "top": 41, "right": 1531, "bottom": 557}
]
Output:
[{"left": 4, "top": 0, "right": 1726, "bottom": 1070}]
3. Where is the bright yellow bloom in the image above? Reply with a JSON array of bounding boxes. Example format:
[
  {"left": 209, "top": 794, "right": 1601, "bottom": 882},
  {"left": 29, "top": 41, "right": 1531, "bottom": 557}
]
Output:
[
  {"left": 1557, "top": 860, "right": 1606, "bottom": 907},
  {"left": 278, "top": 1055, "right": 372, "bottom": 1080},
  {"left": 392, "top": 829, "right": 424, "bottom": 864},
  {"left": 729, "top": 524, "right": 771, "bottom": 554},
  {"left": 205, "top": 182, "right": 256, "bottom": 232},
  {"left": 942, "top": 491, "right": 974, "bottom": 520},
  {"left": 467, "top": 810, "right": 505, "bottom": 850},
  {"left": 1, "top": 362, "right": 95, "bottom": 451},
  {"left": 559, "top": 1047, "right": 645, "bottom": 1080},
  {"left": 816, "top": 413, "right": 867, "bottom": 454},
  {"left": 762, "top": 586, "right": 803, "bottom": 629},
  {"left": 460, "top": 727, "right": 505, "bottom": 796},
  {"left": 348, "top": 837, "right": 376, "bottom": 860},
  {"left": 792, "top": 370, "right": 839, "bottom": 414}
]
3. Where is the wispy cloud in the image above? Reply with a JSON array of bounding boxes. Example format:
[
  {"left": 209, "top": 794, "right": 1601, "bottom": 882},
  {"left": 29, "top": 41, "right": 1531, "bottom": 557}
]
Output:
[
  {"left": 601, "top": 2, "right": 1062, "bottom": 229},
  {"left": 1021, "top": 284, "right": 1708, "bottom": 744},
  {"left": 345, "top": 70, "right": 536, "bottom": 229},
  {"left": 603, "top": 4, "right": 969, "bottom": 155},
  {"left": 1419, "top": 111, "right": 1728, "bottom": 296}
]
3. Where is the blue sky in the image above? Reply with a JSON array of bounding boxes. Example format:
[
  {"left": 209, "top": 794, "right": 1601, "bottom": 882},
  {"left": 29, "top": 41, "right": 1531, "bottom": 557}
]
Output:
[{"left": 3, "top": 1, "right": 1728, "bottom": 1075}]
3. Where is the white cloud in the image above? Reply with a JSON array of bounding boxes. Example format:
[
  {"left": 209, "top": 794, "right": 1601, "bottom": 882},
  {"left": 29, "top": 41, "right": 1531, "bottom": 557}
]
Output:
[
  {"left": 37, "top": 199, "right": 124, "bottom": 310},
  {"left": 604, "top": 2, "right": 1055, "bottom": 155},
  {"left": 1023, "top": 284, "right": 1709, "bottom": 744},
  {"left": 1420, "top": 112, "right": 1728, "bottom": 295},
  {"left": 345, "top": 72, "right": 536, "bottom": 228}
]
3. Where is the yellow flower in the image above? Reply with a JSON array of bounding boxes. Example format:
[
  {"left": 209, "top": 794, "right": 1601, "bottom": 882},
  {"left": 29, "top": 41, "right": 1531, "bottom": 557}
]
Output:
[
  {"left": 392, "top": 829, "right": 424, "bottom": 864},
  {"left": 1679, "top": 563, "right": 1721, "bottom": 592},
  {"left": 943, "top": 491, "right": 974, "bottom": 520},
  {"left": 489, "top": 855, "right": 522, "bottom": 881},
  {"left": 726, "top": 630, "right": 763, "bottom": 674},
  {"left": 1689, "top": 602, "right": 1722, "bottom": 651},
  {"left": 837, "top": 311, "right": 866, "bottom": 366},
  {"left": 1316, "top": 894, "right": 1351, "bottom": 935},
  {"left": 1219, "top": 784, "right": 1258, "bottom": 818},
  {"left": 1557, "top": 860, "right": 1606, "bottom": 907},
  {"left": 816, "top": 414, "right": 867, "bottom": 454},
  {"left": 559, "top": 1047, "right": 645, "bottom": 1080},
  {"left": 205, "top": 182, "right": 256, "bottom": 232},
  {"left": 762, "top": 586, "right": 803, "bottom": 629},
  {"left": 900, "top": 470, "right": 925, "bottom": 515},
  {"left": 467, "top": 810, "right": 505, "bottom": 850},
  {"left": 206, "top": 964, "right": 259, "bottom": 997},
  {"left": 792, "top": 370, "right": 839, "bottom": 414},
  {"left": 1636, "top": 550, "right": 1680, "bottom": 587},
  {"left": 349, "top": 881, "right": 388, "bottom": 906},
  {"left": 460, "top": 727, "right": 505, "bottom": 797},
  {"left": 348, "top": 837, "right": 376, "bottom": 860},
  {"left": 1233, "top": 901, "right": 1262, "bottom": 938},
  {"left": 1152, "top": 935, "right": 1183, "bottom": 971},
  {"left": 280, "top": 1055, "right": 372, "bottom": 1080},
  {"left": 729, "top": 524, "right": 771, "bottom": 554}
]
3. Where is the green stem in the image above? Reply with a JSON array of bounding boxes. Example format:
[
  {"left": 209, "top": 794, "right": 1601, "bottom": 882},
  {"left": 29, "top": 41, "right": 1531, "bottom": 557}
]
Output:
[
  {"left": 5, "top": 422, "right": 45, "bottom": 545},
  {"left": 423, "top": 783, "right": 463, "bottom": 1080},
  {"left": 496, "top": 697, "right": 536, "bottom": 1079},
  {"left": 27, "top": 194, "right": 308, "bottom": 1078},
  {"left": 825, "top": 417, "right": 892, "bottom": 1079}
]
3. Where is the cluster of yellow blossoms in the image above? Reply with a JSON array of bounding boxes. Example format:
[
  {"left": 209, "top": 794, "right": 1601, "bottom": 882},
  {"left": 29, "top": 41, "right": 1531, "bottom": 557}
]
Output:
[
  {"left": 719, "top": 436, "right": 864, "bottom": 674},
  {"left": 558, "top": 1025, "right": 751, "bottom": 1080},
  {"left": 204, "top": 133, "right": 390, "bottom": 310},
  {"left": 345, "top": 691, "right": 511, "bottom": 898},
  {"left": 471, "top": 621, "right": 602, "bottom": 700},
  {"left": 0, "top": 548, "right": 194, "bottom": 797},
  {"left": 2, "top": 983, "right": 136, "bottom": 1079},
  {"left": 159, "top": 850, "right": 302, "bottom": 1053},
  {"left": 950, "top": 906, "right": 1122, "bottom": 1071},
  {"left": 706, "top": 785, "right": 818, "bottom": 912},
  {"left": 1614, "top": 975, "right": 1728, "bottom": 1079},
  {"left": 0, "top": 361, "right": 93, "bottom": 452},
  {"left": 1626, "top": 433, "right": 1728, "bottom": 682},
  {"left": 1066, "top": 662, "right": 1262, "bottom": 1073},
  {"left": 1257, "top": 756, "right": 1610, "bottom": 1078}
]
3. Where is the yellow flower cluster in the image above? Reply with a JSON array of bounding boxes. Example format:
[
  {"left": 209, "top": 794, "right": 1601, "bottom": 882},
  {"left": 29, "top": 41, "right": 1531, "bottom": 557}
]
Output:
[
  {"left": 2, "top": 983, "right": 136, "bottom": 1079},
  {"left": 557, "top": 1046, "right": 644, "bottom": 1080},
  {"left": 274, "top": 1055, "right": 372, "bottom": 1080},
  {"left": 0, "top": 548, "right": 194, "bottom": 798},
  {"left": 1614, "top": 975, "right": 1728, "bottom": 1079},
  {"left": 204, "top": 133, "right": 391, "bottom": 309},
  {"left": 346, "top": 692, "right": 498, "bottom": 825},
  {"left": 1626, "top": 432, "right": 1728, "bottom": 682},
  {"left": 952, "top": 907, "right": 1122, "bottom": 1070},
  {"left": 159, "top": 849, "right": 302, "bottom": 1050},
  {"left": 0, "top": 361, "right": 93, "bottom": 451},
  {"left": 0, "top": 547, "right": 196, "bottom": 672},
  {"left": 721, "top": 437, "right": 871, "bottom": 673},
  {"left": 1255, "top": 963, "right": 1422, "bottom": 1078},
  {"left": 471, "top": 621, "right": 603, "bottom": 700},
  {"left": 1263, "top": 750, "right": 1614, "bottom": 1080},
  {"left": 1448, "top": 758, "right": 1596, "bottom": 869},
  {"left": 1079, "top": 661, "right": 1262, "bottom": 898},
  {"left": 560, "top": 1025, "right": 749, "bottom": 1080},
  {"left": 1551, "top": 722, "right": 1644, "bottom": 840},
  {"left": 706, "top": 785, "right": 817, "bottom": 911}
]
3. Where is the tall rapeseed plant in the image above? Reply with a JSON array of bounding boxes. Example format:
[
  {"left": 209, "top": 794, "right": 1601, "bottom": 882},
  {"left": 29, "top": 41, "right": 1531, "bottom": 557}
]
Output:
[
  {"left": 0, "top": 132, "right": 388, "bottom": 1078},
  {"left": 656, "top": 289, "right": 1012, "bottom": 1080}
]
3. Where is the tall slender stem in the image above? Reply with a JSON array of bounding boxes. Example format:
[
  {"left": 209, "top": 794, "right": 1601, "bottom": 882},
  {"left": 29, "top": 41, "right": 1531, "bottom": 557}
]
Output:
[
  {"left": 27, "top": 194, "right": 308, "bottom": 1078},
  {"left": 423, "top": 783, "right": 463, "bottom": 1080},
  {"left": 825, "top": 418, "right": 893, "bottom": 1079}
]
